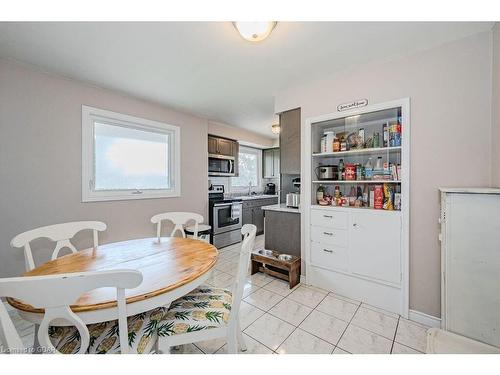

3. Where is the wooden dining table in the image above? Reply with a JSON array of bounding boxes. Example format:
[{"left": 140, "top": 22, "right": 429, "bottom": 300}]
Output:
[{"left": 7, "top": 237, "right": 219, "bottom": 326}]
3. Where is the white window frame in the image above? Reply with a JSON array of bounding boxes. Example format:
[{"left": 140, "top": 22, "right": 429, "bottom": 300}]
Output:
[
  {"left": 81, "top": 105, "right": 181, "bottom": 202},
  {"left": 231, "top": 146, "right": 262, "bottom": 191}
]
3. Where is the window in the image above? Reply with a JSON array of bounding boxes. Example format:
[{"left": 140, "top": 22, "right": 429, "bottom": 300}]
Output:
[
  {"left": 231, "top": 146, "right": 261, "bottom": 189},
  {"left": 82, "top": 105, "right": 180, "bottom": 202}
]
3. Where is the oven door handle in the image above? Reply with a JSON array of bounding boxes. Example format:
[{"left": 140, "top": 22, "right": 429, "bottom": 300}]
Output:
[{"left": 214, "top": 203, "right": 232, "bottom": 207}]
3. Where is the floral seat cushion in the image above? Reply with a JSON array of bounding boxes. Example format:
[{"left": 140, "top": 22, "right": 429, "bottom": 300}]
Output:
[
  {"left": 157, "top": 286, "right": 232, "bottom": 337},
  {"left": 49, "top": 307, "right": 167, "bottom": 354}
]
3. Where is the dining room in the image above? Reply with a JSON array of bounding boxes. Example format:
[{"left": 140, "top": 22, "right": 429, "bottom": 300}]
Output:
[{"left": 2, "top": 2, "right": 500, "bottom": 373}]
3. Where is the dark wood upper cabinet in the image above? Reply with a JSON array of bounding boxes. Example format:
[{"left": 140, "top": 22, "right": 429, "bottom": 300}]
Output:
[
  {"left": 208, "top": 136, "right": 218, "bottom": 154},
  {"left": 217, "top": 138, "right": 234, "bottom": 156},
  {"left": 208, "top": 135, "right": 238, "bottom": 157},
  {"left": 279, "top": 108, "right": 301, "bottom": 174}
]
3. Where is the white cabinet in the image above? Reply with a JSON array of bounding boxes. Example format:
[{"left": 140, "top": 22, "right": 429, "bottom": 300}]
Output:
[
  {"left": 350, "top": 211, "right": 401, "bottom": 285},
  {"left": 440, "top": 189, "right": 500, "bottom": 347},
  {"left": 309, "top": 206, "right": 402, "bottom": 314}
]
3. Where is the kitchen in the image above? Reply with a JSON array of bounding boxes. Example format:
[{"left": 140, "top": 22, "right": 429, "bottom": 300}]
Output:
[{"left": 206, "top": 110, "right": 301, "bottom": 259}]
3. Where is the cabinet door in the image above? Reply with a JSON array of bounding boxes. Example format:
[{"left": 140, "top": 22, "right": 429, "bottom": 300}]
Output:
[
  {"left": 272, "top": 148, "right": 280, "bottom": 177},
  {"left": 217, "top": 138, "right": 234, "bottom": 156},
  {"left": 253, "top": 206, "right": 265, "bottom": 235},
  {"left": 208, "top": 136, "right": 218, "bottom": 154},
  {"left": 279, "top": 108, "right": 301, "bottom": 174},
  {"left": 350, "top": 211, "right": 401, "bottom": 285},
  {"left": 263, "top": 149, "right": 274, "bottom": 178},
  {"left": 233, "top": 141, "right": 239, "bottom": 177},
  {"left": 242, "top": 207, "right": 252, "bottom": 226}
]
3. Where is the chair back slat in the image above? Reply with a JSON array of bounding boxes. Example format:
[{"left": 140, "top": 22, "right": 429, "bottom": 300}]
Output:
[
  {"left": 228, "top": 224, "right": 257, "bottom": 328},
  {"left": 10, "top": 221, "right": 107, "bottom": 271},
  {"left": 150, "top": 212, "right": 203, "bottom": 242},
  {"left": 0, "top": 269, "right": 142, "bottom": 354}
]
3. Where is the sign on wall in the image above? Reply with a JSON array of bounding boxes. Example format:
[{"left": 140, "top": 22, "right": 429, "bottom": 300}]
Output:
[{"left": 337, "top": 99, "right": 368, "bottom": 112}]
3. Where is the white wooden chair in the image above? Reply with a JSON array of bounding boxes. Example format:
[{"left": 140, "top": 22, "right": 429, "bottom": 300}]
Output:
[
  {"left": 10, "top": 221, "right": 107, "bottom": 271},
  {"left": 0, "top": 270, "right": 142, "bottom": 354},
  {"left": 157, "top": 224, "right": 257, "bottom": 354},
  {"left": 150, "top": 212, "right": 204, "bottom": 242}
]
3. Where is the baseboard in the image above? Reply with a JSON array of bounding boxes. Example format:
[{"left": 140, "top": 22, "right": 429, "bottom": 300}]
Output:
[{"left": 409, "top": 309, "right": 441, "bottom": 328}]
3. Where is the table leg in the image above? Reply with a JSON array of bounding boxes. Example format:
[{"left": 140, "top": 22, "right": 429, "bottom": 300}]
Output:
[{"left": 32, "top": 324, "right": 41, "bottom": 354}]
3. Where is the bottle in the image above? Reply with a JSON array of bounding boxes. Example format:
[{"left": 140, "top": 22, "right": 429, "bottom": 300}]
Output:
[
  {"left": 358, "top": 128, "right": 365, "bottom": 148},
  {"left": 373, "top": 132, "right": 380, "bottom": 148},
  {"left": 338, "top": 158, "right": 345, "bottom": 180},
  {"left": 363, "top": 185, "right": 369, "bottom": 206},
  {"left": 334, "top": 185, "right": 341, "bottom": 199},
  {"left": 375, "top": 156, "right": 383, "bottom": 170},
  {"left": 383, "top": 122, "right": 389, "bottom": 147},
  {"left": 364, "top": 157, "right": 373, "bottom": 180},
  {"left": 316, "top": 185, "right": 325, "bottom": 203}
]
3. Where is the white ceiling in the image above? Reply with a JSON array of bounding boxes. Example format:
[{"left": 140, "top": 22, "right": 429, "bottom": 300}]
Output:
[{"left": 0, "top": 22, "right": 493, "bottom": 137}]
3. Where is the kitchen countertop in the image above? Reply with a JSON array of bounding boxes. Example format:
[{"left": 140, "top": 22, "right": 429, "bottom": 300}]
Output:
[
  {"left": 235, "top": 194, "right": 279, "bottom": 201},
  {"left": 261, "top": 203, "right": 301, "bottom": 214}
]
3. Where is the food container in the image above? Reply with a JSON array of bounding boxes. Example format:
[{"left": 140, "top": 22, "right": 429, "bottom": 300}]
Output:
[
  {"left": 345, "top": 164, "right": 356, "bottom": 180},
  {"left": 374, "top": 185, "right": 384, "bottom": 209},
  {"left": 324, "top": 131, "right": 335, "bottom": 153},
  {"left": 320, "top": 135, "right": 327, "bottom": 153},
  {"left": 333, "top": 138, "right": 341, "bottom": 152}
]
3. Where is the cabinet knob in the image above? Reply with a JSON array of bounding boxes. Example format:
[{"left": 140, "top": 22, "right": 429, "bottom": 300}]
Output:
[{"left": 352, "top": 223, "right": 358, "bottom": 227}]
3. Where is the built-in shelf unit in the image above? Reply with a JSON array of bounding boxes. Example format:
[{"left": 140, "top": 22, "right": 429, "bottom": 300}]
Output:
[{"left": 303, "top": 98, "right": 410, "bottom": 317}]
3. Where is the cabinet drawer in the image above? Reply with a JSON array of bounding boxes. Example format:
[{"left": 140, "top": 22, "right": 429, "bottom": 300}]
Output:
[
  {"left": 310, "top": 242, "right": 348, "bottom": 272},
  {"left": 311, "top": 209, "right": 348, "bottom": 229},
  {"left": 311, "top": 225, "right": 348, "bottom": 247}
]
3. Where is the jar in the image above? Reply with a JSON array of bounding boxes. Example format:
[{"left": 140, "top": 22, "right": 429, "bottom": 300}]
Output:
[{"left": 333, "top": 138, "right": 341, "bottom": 152}]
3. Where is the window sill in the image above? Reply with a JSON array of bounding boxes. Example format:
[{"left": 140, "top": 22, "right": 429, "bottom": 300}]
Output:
[{"left": 82, "top": 189, "right": 180, "bottom": 203}]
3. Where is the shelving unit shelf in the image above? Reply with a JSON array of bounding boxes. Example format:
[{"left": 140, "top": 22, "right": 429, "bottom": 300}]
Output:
[
  {"left": 312, "top": 146, "right": 401, "bottom": 158},
  {"left": 312, "top": 180, "right": 401, "bottom": 184},
  {"left": 303, "top": 98, "right": 410, "bottom": 318}
]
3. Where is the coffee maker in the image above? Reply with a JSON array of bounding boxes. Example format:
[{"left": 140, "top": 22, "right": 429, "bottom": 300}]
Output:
[{"left": 264, "top": 183, "right": 276, "bottom": 195}]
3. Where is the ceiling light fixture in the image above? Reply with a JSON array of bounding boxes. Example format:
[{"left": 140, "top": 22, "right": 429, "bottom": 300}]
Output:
[
  {"left": 233, "top": 22, "right": 277, "bottom": 42},
  {"left": 271, "top": 123, "right": 281, "bottom": 134}
]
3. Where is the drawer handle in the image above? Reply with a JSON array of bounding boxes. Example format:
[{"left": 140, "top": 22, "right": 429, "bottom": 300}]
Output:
[
  {"left": 323, "top": 249, "right": 334, "bottom": 253},
  {"left": 323, "top": 215, "right": 333, "bottom": 218},
  {"left": 323, "top": 232, "right": 334, "bottom": 236}
]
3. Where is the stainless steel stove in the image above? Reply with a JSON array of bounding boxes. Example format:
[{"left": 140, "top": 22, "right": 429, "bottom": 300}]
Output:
[{"left": 209, "top": 185, "right": 243, "bottom": 248}]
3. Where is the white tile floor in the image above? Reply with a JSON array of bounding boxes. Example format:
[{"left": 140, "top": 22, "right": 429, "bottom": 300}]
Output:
[{"left": 5, "top": 235, "right": 430, "bottom": 354}]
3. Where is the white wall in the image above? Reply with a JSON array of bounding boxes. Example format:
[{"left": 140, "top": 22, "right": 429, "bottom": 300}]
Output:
[
  {"left": 275, "top": 31, "right": 493, "bottom": 318},
  {"left": 492, "top": 24, "right": 500, "bottom": 187},
  {"left": 0, "top": 59, "right": 210, "bottom": 277}
]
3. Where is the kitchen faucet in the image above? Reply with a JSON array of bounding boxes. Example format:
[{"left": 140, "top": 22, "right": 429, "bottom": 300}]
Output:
[{"left": 248, "top": 181, "right": 252, "bottom": 196}]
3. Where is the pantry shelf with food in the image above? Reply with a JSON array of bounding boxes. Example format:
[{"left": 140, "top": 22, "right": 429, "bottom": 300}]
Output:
[
  {"left": 312, "top": 180, "right": 401, "bottom": 184},
  {"left": 312, "top": 145, "right": 402, "bottom": 157},
  {"left": 303, "top": 98, "right": 410, "bottom": 317}
]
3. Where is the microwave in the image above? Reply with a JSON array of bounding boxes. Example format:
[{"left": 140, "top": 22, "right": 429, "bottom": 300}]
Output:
[{"left": 208, "top": 154, "right": 235, "bottom": 176}]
